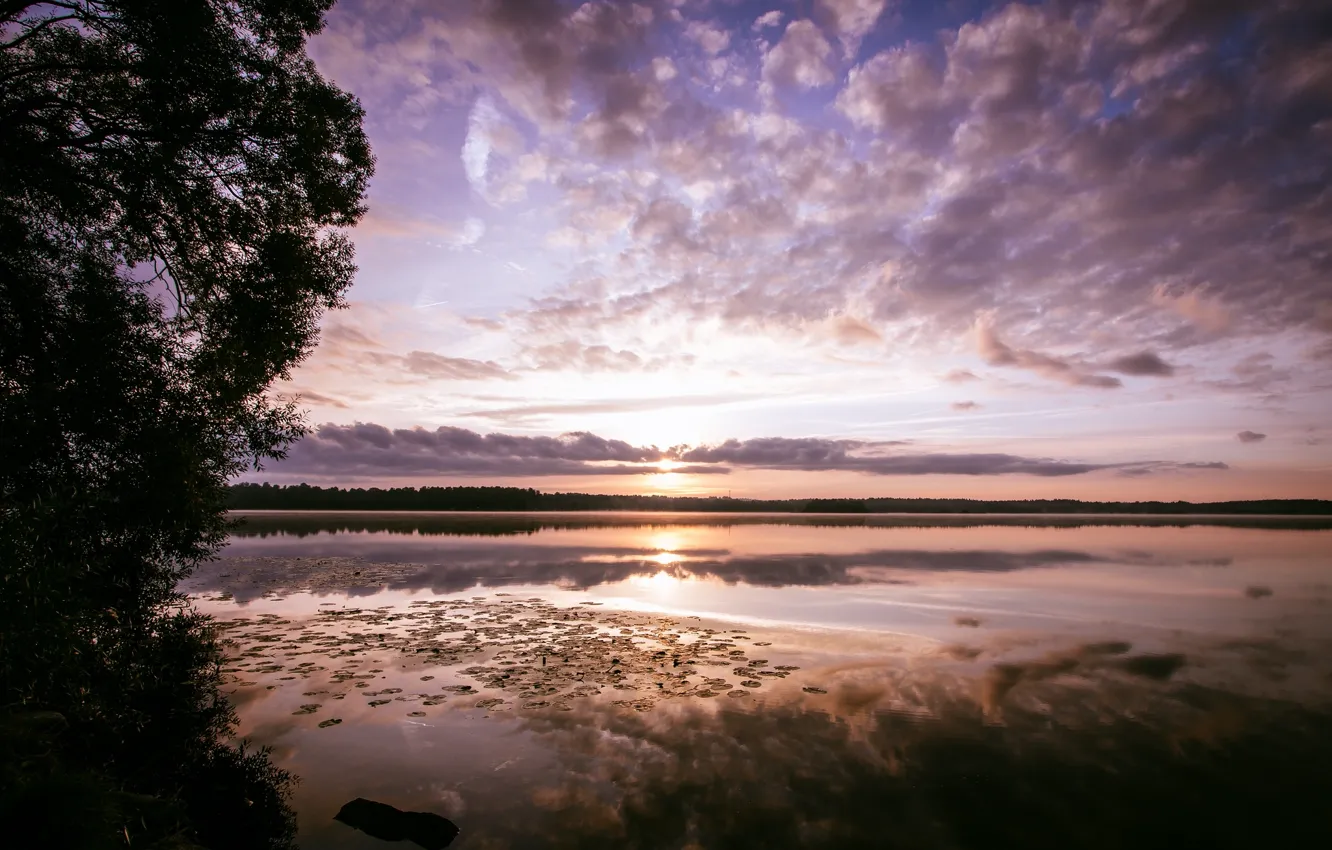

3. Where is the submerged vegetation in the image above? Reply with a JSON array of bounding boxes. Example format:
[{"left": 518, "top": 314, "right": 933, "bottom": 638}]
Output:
[
  {"left": 199, "top": 579, "right": 1332, "bottom": 849},
  {"left": 228, "top": 482, "right": 1332, "bottom": 515},
  {"left": 0, "top": 1, "right": 371, "bottom": 846}
]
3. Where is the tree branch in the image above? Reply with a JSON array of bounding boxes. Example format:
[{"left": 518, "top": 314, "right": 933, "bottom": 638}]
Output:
[{"left": 0, "top": 13, "right": 79, "bottom": 51}]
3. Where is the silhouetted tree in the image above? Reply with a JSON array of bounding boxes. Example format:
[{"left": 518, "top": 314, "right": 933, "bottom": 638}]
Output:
[
  {"left": 225, "top": 483, "right": 1332, "bottom": 516},
  {"left": 0, "top": 1, "right": 372, "bottom": 846}
]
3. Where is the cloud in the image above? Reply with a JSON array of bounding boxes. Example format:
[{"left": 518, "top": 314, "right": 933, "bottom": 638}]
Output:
[
  {"left": 522, "top": 341, "right": 688, "bottom": 373},
  {"left": 1236, "top": 430, "right": 1267, "bottom": 444},
  {"left": 982, "top": 643, "right": 1187, "bottom": 712},
  {"left": 513, "top": 2, "right": 1328, "bottom": 381},
  {"left": 398, "top": 351, "right": 514, "bottom": 381},
  {"left": 683, "top": 21, "right": 730, "bottom": 56},
  {"left": 287, "top": 390, "right": 350, "bottom": 409},
  {"left": 202, "top": 538, "right": 1113, "bottom": 598},
  {"left": 817, "top": 0, "right": 889, "bottom": 58},
  {"left": 277, "top": 422, "right": 695, "bottom": 478},
  {"left": 943, "top": 369, "right": 980, "bottom": 383},
  {"left": 355, "top": 207, "right": 484, "bottom": 247},
  {"left": 575, "top": 67, "right": 675, "bottom": 158},
  {"left": 309, "top": 0, "right": 1332, "bottom": 430},
  {"left": 832, "top": 315, "right": 883, "bottom": 346},
  {"left": 461, "top": 95, "right": 502, "bottom": 198},
  {"left": 449, "top": 217, "right": 486, "bottom": 247},
  {"left": 1106, "top": 351, "right": 1176, "bottom": 377},
  {"left": 460, "top": 394, "right": 750, "bottom": 424},
  {"left": 762, "top": 20, "right": 837, "bottom": 89},
  {"left": 1117, "top": 461, "right": 1230, "bottom": 477},
  {"left": 356, "top": 349, "right": 514, "bottom": 382},
  {"left": 1150, "top": 285, "right": 1233, "bottom": 334},
  {"left": 289, "top": 304, "right": 523, "bottom": 397},
  {"left": 264, "top": 425, "right": 1227, "bottom": 481},
  {"left": 320, "top": 321, "right": 380, "bottom": 348},
  {"left": 951, "top": 401, "right": 981, "bottom": 411},
  {"left": 835, "top": 42, "right": 953, "bottom": 144},
  {"left": 1214, "top": 352, "right": 1292, "bottom": 393},
  {"left": 461, "top": 0, "right": 658, "bottom": 125},
  {"left": 676, "top": 436, "right": 1111, "bottom": 477},
  {"left": 976, "top": 321, "right": 1122, "bottom": 389}
]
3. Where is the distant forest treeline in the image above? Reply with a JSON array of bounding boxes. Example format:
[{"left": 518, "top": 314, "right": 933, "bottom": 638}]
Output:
[{"left": 227, "top": 483, "right": 1332, "bottom": 515}]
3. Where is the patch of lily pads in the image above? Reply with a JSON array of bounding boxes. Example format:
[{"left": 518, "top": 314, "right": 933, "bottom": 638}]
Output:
[{"left": 211, "top": 593, "right": 818, "bottom": 719}]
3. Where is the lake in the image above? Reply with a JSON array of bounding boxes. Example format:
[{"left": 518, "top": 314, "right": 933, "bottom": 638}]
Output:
[{"left": 187, "top": 512, "right": 1332, "bottom": 849}]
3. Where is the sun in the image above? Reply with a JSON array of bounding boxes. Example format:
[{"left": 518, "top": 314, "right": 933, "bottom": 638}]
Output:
[
  {"left": 656, "top": 459, "right": 681, "bottom": 472},
  {"left": 650, "top": 532, "right": 682, "bottom": 552}
]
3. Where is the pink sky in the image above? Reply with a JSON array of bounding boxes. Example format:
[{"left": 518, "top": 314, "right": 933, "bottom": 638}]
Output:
[{"left": 252, "top": 0, "right": 1332, "bottom": 500}]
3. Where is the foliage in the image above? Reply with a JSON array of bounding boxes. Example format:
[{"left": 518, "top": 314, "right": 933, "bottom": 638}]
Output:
[
  {"left": 227, "top": 482, "right": 1332, "bottom": 516},
  {"left": 0, "top": 1, "right": 372, "bottom": 846}
]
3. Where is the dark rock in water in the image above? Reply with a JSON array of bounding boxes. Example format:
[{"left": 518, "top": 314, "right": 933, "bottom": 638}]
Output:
[
  {"left": 334, "top": 798, "right": 459, "bottom": 849},
  {"left": 1119, "top": 653, "right": 1186, "bottom": 680}
]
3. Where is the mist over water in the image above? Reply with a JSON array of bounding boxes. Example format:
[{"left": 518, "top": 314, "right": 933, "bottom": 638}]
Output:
[{"left": 192, "top": 512, "right": 1332, "bottom": 849}]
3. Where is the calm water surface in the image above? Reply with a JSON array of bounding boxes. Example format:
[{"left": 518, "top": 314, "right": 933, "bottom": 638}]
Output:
[{"left": 188, "top": 512, "right": 1332, "bottom": 849}]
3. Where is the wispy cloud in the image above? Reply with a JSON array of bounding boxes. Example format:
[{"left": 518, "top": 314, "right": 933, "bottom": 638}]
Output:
[
  {"left": 459, "top": 394, "right": 753, "bottom": 424},
  {"left": 976, "top": 321, "right": 1121, "bottom": 389}
]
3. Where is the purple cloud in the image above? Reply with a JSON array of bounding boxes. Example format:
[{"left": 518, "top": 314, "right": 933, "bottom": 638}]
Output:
[
  {"left": 1107, "top": 352, "right": 1176, "bottom": 377},
  {"left": 264, "top": 426, "right": 1230, "bottom": 481},
  {"left": 679, "top": 437, "right": 1113, "bottom": 478},
  {"left": 976, "top": 322, "right": 1122, "bottom": 389}
]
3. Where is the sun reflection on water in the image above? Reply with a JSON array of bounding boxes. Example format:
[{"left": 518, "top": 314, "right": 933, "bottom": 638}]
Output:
[
  {"left": 650, "top": 532, "right": 682, "bottom": 552},
  {"left": 631, "top": 569, "right": 681, "bottom": 589}
]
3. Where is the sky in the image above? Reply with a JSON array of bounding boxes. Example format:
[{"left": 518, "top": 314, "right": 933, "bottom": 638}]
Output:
[{"left": 255, "top": 0, "right": 1332, "bottom": 500}]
